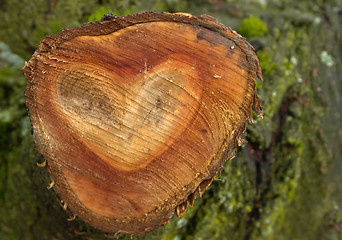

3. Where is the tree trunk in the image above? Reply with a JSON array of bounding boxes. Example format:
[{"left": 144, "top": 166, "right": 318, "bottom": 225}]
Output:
[
  {"left": 0, "top": 1, "right": 341, "bottom": 240},
  {"left": 23, "top": 12, "right": 261, "bottom": 235}
]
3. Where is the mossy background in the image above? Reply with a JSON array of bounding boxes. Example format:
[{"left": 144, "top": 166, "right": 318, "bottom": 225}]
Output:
[{"left": 0, "top": 0, "right": 341, "bottom": 239}]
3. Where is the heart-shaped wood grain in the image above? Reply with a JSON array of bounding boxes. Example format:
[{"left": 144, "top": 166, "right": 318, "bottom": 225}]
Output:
[{"left": 23, "top": 12, "right": 262, "bottom": 235}]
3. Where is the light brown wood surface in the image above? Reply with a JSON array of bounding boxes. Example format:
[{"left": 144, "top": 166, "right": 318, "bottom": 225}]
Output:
[{"left": 23, "top": 12, "right": 262, "bottom": 234}]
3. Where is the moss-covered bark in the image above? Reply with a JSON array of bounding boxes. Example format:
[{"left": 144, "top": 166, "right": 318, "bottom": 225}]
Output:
[{"left": 0, "top": 0, "right": 341, "bottom": 239}]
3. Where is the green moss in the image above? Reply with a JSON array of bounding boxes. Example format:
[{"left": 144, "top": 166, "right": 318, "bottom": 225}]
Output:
[
  {"left": 152, "top": 0, "right": 187, "bottom": 12},
  {"left": 238, "top": 16, "right": 268, "bottom": 39},
  {"left": 257, "top": 52, "right": 279, "bottom": 77},
  {"left": 49, "top": 21, "right": 64, "bottom": 34},
  {"left": 87, "top": 7, "right": 113, "bottom": 22}
]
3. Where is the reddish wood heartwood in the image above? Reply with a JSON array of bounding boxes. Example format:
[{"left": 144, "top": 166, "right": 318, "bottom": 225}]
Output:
[{"left": 23, "top": 12, "right": 262, "bottom": 235}]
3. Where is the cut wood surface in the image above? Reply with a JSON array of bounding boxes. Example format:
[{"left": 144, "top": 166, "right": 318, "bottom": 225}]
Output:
[{"left": 23, "top": 12, "right": 262, "bottom": 234}]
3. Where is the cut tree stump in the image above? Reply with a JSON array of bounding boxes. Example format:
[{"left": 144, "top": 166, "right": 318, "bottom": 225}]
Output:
[{"left": 23, "top": 12, "right": 262, "bottom": 235}]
